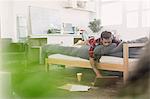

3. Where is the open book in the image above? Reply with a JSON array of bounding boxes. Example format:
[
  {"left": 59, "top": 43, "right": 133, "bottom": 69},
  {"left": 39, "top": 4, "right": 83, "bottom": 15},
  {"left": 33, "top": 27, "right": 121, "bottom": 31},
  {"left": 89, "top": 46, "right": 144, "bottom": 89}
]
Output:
[{"left": 59, "top": 84, "right": 91, "bottom": 91}]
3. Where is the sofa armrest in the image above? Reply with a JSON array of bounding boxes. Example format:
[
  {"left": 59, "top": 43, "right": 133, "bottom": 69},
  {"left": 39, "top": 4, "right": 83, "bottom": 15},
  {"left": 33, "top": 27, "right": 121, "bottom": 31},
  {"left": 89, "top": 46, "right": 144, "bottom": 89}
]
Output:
[
  {"left": 123, "top": 43, "right": 145, "bottom": 67},
  {"left": 123, "top": 43, "right": 145, "bottom": 81}
]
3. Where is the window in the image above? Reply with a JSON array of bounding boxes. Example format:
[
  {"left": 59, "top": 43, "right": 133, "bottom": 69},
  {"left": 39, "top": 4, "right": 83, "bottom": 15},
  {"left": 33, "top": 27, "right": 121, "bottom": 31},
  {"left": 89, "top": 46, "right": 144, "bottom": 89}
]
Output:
[
  {"left": 101, "top": 2, "right": 122, "bottom": 26},
  {"left": 126, "top": 1, "right": 139, "bottom": 28},
  {"left": 142, "top": 0, "right": 150, "bottom": 27},
  {"left": 142, "top": 0, "right": 150, "bottom": 9},
  {"left": 126, "top": 0, "right": 150, "bottom": 28},
  {"left": 99, "top": 0, "right": 150, "bottom": 27},
  {"left": 126, "top": 1, "right": 139, "bottom": 11},
  {"left": 127, "top": 12, "right": 138, "bottom": 28},
  {"left": 142, "top": 10, "right": 150, "bottom": 27}
]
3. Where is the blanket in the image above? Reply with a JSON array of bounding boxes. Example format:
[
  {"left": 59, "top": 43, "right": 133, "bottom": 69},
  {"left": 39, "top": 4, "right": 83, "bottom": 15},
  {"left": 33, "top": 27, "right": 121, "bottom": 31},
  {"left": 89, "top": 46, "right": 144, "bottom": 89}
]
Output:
[{"left": 41, "top": 45, "right": 90, "bottom": 64}]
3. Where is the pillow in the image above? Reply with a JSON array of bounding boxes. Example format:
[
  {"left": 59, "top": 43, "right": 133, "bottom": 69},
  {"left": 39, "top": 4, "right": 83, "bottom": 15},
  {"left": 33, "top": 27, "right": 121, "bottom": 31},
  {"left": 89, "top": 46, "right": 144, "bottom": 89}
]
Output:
[{"left": 127, "top": 37, "right": 149, "bottom": 43}]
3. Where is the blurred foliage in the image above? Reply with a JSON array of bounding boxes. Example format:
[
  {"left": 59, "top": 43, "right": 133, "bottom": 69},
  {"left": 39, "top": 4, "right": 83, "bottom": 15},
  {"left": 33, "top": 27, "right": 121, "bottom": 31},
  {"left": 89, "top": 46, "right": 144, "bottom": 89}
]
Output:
[{"left": 88, "top": 19, "right": 103, "bottom": 33}]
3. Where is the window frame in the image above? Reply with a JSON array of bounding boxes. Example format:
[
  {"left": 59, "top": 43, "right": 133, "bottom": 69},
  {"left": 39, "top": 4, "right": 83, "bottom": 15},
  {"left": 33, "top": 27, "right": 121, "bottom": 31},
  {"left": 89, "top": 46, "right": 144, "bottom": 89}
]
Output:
[{"left": 99, "top": 0, "right": 150, "bottom": 28}]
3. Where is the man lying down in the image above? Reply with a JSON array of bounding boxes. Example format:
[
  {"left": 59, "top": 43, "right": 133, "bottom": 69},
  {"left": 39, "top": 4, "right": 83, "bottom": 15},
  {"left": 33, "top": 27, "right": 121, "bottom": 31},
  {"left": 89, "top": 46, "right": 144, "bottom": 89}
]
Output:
[{"left": 41, "top": 31, "right": 148, "bottom": 77}]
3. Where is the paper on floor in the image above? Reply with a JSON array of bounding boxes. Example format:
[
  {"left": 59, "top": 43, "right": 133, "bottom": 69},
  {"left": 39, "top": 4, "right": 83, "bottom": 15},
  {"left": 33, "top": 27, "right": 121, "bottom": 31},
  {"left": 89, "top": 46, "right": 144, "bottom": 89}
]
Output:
[{"left": 58, "top": 84, "right": 91, "bottom": 91}]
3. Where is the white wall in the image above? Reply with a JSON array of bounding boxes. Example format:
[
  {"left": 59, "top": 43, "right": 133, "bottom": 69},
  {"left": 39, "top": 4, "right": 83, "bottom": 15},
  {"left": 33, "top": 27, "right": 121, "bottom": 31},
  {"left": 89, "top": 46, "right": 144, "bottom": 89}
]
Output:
[
  {"left": 1, "top": 0, "right": 96, "bottom": 41},
  {"left": 0, "top": 1, "right": 14, "bottom": 38}
]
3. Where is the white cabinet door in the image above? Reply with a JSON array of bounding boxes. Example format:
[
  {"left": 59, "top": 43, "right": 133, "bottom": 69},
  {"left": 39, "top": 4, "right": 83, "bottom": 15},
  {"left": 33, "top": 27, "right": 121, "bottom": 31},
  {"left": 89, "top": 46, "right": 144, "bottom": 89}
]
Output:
[{"left": 47, "top": 35, "right": 74, "bottom": 46}]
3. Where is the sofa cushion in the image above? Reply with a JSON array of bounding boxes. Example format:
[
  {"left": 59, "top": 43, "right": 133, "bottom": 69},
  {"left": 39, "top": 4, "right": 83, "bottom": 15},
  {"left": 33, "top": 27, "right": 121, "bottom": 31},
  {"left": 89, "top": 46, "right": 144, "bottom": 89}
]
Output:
[
  {"left": 100, "top": 56, "right": 138, "bottom": 64},
  {"left": 48, "top": 54, "right": 89, "bottom": 62}
]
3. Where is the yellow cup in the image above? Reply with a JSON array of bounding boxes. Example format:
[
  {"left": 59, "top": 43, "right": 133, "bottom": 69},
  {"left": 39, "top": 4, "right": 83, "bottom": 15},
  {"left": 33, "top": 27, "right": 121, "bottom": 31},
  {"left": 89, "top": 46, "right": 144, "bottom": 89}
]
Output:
[{"left": 77, "top": 73, "right": 82, "bottom": 82}]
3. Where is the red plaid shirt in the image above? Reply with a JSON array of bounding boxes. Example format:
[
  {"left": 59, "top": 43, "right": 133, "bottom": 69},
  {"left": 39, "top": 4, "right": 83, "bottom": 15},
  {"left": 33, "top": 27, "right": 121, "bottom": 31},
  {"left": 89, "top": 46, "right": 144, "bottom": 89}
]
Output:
[{"left": 88, "top": 37, "right": 121, "bottom": 58}]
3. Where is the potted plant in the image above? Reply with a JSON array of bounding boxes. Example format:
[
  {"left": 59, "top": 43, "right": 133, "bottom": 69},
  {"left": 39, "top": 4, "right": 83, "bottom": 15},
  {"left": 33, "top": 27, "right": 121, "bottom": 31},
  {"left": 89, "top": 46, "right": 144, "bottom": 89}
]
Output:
[
  {"left": 88, "top": 19, "right": 103, "bottom": 33},
  {"left": 47, "top": 29, "right": 52, "bottom": 34}
]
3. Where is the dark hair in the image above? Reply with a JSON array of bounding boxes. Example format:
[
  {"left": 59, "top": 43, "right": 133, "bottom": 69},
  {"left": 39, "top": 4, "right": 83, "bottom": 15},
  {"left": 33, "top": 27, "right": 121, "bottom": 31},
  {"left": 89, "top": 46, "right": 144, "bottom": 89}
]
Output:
[{"left": 101, "top": 31, "right": 112, "bottom": 39}]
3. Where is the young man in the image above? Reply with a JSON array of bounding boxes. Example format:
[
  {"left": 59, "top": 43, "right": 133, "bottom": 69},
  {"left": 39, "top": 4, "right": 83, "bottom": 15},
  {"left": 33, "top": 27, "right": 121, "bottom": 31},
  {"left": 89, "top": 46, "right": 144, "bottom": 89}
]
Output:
[{"left": 89, "top": 31, "right": 117, "bottom": 78}]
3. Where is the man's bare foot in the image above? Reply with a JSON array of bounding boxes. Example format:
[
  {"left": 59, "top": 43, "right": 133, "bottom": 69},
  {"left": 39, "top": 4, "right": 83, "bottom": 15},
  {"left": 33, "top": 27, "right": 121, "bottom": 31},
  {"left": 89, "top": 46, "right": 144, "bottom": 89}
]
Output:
[
  {"left": 96, "top": 75, "right": 102, "bottom": 78},
  {"left": 96, "top": 73, "right": 102, "bottom": 78}
]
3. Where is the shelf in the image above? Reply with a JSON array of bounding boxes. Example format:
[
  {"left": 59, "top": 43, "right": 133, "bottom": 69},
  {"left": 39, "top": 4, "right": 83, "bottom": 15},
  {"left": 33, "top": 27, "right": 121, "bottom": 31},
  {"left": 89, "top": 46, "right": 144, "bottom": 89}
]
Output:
[
  {"left": 64, "top": 0, "right": 96, "bottom": 13},
  {"left": 29, "top": 34, "right": 82, "bottom": 38},
  {"left": 64, "top": 7, "right": 96, "bottom": 13}
]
